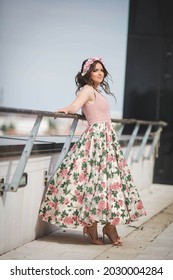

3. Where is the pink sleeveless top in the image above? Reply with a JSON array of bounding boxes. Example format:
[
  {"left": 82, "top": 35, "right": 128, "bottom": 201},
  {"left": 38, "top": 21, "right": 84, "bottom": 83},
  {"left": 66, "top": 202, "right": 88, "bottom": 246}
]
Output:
[{"left": 82, "top": 90, "right": 111, "bottom": 125}]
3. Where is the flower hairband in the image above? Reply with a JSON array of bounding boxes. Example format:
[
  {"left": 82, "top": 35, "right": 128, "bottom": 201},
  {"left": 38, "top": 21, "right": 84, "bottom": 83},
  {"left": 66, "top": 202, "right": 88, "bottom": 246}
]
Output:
[{"left": 81, "top": 57, "right": 104, "bottom": 76}]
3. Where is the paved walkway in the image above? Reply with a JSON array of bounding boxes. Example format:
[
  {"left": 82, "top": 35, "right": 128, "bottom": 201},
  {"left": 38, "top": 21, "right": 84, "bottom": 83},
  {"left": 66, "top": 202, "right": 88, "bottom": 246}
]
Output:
[{"left": 0, "top": 184, "right": 173, "bottom": 260}]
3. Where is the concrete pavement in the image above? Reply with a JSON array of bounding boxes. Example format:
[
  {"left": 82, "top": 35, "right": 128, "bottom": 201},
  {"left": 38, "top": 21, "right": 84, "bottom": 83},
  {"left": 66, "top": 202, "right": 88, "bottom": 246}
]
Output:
[{"left": 0, "top": 184, "right": 173, "bottom": 260}]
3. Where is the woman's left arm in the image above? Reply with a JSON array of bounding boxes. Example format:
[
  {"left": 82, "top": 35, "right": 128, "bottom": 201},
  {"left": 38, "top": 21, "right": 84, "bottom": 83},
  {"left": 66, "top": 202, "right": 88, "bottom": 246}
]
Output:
[{"left": 55, "top": 88, "right": 92, "bottom": 115}]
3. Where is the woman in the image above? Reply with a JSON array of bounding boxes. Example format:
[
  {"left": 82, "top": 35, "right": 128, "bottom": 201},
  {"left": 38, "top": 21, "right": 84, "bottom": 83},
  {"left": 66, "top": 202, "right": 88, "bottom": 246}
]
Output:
[{"left": 39, "top": 57, "right": 146, "bottom": 245}]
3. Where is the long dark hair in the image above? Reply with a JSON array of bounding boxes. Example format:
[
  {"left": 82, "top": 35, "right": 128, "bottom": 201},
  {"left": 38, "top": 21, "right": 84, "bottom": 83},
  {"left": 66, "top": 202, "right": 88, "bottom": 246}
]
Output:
[{"left": 75, "top": 59, "right": 115, "bottom": 99}]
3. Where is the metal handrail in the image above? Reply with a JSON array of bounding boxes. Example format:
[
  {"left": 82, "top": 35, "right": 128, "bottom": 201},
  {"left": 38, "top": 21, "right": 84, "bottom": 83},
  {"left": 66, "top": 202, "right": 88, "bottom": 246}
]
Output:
[
  {"left": 0, "top": 106, "right": 167, "bottom": 126},
  {"left": 0, "top": 106, "right": 167, "bottom": 193}
]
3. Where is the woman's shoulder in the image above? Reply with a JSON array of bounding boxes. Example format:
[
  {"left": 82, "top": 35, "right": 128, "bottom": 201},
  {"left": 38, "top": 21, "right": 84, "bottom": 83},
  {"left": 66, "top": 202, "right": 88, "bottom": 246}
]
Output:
[
  {"left": 80, "top": 85, "right": 95, "bottom": 96},
  {"left": 77, "top": 85, "right": 95, "bottom": 103},
  {"left": 83, "top": 84, "right": 94, "bottom": 91}
]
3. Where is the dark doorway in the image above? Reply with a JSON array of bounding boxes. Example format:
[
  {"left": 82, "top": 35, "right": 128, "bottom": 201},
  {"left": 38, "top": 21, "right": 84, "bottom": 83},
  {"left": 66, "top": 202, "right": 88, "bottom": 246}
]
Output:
[{"left": 123, "top": 0, "right": 173, "bottom": 184}]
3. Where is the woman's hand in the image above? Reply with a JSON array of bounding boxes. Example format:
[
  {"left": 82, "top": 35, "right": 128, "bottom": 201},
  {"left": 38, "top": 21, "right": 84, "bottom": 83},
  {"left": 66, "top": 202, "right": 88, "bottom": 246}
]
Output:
[
  {"left": 56, "top": 107, "right": 69, "bottom": 114},
  {"left": 54, "top": 105, "right": 75, "bottom": 119},
  {"left": 55, "top": 104, "right": 76, "bottom": 114}
]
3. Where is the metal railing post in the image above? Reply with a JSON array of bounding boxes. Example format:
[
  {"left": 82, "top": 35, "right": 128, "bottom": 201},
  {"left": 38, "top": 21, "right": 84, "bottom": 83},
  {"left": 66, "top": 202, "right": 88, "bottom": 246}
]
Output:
[
  {"left": 0, "top": 115, "right": 43, "bottom": 192},
  {"left": 124, "top": 123, "right": 140, "bottom": 159},
  {"left": 47, "top": 118, "right": 79, "bottom": 184},
  {"left": 116, "top": 124, "right": 124, "bottom": 138},
  {"left": 133, "top": 124, "right": 152, "bottom": 162},
  {"left": 144, "top": 127, "right": 163, "bottom": 159}
]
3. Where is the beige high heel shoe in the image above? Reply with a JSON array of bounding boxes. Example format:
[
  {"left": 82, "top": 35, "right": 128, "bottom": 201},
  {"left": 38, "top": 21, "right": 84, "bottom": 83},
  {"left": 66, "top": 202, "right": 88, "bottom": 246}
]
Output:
[
  {"left": 102, "top": 224, "right": 123, "bottom": 246},
  {"left": 83, "top": 224, "right": 103, "bottom": 245}
]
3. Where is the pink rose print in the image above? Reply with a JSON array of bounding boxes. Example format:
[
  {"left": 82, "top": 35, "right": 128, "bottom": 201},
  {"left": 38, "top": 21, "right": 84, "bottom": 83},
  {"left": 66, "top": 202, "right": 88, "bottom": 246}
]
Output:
[
  {"left": 137, "top": 200, "right": 144, "bottom": 210},
  {"left": 131, "top": 214, "right": 137, "bottom": 220},
  {"left": 75, "top": 190, "right": 81, "bottom": 196},
  {"left": 107, "top": 203, "right": 111, "bottom": 211},
  {"left": 118, "top": 200, "right": 124, "bottom": 207},
  {"left": 85, "top": 141, "right": 91, "bottom": 150},
  {"left": 49, "top": 184, "right": 56, "bottom": 192},
  {"left": 101, "top": 163, "right": 106, "bottom": 170},
  {"left": 89, "top": 127, "right": 94, "bottom": 133},
  {"left": 73, "top": 216, "right": 78, "bottom": 222},
  {"left": 64, "top": 216, "right": 73, "bottom": 225},
  {"left": 42, "top": 212, "right": 51, "bottom": 220},
  {"left": 112, "top": 217, "right": 120, "bottom": 225},
  {"left": 85, "top": 206, "right": 91, "bottom": 212},
  {"left": 79, "top": 172, "right": 86, "bottom": 182},
  {"left": 110, "top": 182, "right": 121, "bottom": 191},
  {"left": 71, "top": 143, "right": 77, "bottom": 152},
  {"left": 98, "top": 200, "right": 106, "bottom": 211},
  {"left": 85, "top": 192, "right": 92, "bottom": 199},
  {"left": 106, "top": 154, "right": 115, "bottom": 162},
  {"left": 48, "top": 201, "right": 58, "bottom": 208},
  {"left": 100, "top": 193, "right": 105, "bottom": 199},
  {"left": 52, "top": 188, "right": 59, "bottom": 194},
  {"left": 64, "top": 197, "right": 70, "bottom": 205},
  {"left": 118, "top": 159, "right": 127, "bottom": 169},
  {"left": 61, "top": 169, "right": 68, "bottom": 176},
  {"left": 106, "top": 134, "right": 112, "bottom": 142},
  {"left": 74, "top": 189, "right": 83, "bottom": 204},
  {"left": 101, "top": 182, "right": 106, "bottom": 188},
  {"left": 89, "top": 215, "right": 96, "bottom": 221},
  {"left": 96, "top": 166, "right": 101, "bottom": 172},
  {"left": 49, "top": 183, "right": 59, "bottom": 194},
  {"left": 126, "top": 186, "right": 130, "bottom": 192},
  {"left": 76, "top": 195, "right": 83, "bottom": 204}
]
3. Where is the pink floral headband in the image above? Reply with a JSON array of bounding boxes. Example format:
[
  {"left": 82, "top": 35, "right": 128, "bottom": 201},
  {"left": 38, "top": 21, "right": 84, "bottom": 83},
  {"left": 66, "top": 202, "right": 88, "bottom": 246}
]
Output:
[{"left": 81, "top": 57, "right": 104, "bottom": 76}]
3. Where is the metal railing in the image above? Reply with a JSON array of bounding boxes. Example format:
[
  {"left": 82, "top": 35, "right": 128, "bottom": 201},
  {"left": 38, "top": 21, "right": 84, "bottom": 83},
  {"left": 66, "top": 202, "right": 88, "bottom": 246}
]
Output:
[{"left": 0, "top": 106, "right": 167, "bottom": 193}]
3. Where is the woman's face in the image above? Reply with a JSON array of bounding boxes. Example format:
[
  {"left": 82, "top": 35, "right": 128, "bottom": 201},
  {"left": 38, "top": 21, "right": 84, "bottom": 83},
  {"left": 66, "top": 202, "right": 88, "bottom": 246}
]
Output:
[{"left": 90, "top": 62, "right": 104, "bottom": 87}]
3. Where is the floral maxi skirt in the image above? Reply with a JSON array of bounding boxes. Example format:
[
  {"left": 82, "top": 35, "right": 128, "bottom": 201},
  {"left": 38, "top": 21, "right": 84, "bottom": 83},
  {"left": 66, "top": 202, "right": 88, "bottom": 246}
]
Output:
[{"left": 39, "top": 122, "right": 146, "bottom": 227}]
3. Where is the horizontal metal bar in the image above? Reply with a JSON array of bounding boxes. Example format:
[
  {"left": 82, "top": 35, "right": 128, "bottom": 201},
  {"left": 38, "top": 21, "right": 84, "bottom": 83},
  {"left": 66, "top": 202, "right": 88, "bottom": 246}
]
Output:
[{"left": 0, "top": 106, "right": 167, "bottom": 127}]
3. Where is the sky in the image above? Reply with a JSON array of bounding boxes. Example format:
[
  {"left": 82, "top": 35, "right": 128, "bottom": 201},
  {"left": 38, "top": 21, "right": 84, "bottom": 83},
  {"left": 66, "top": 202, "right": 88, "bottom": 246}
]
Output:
[{"left": 0, "top": 0, "right": 129, "bottom": 118}]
